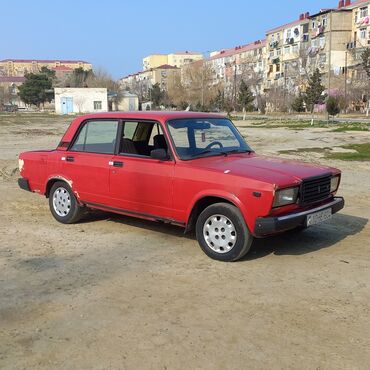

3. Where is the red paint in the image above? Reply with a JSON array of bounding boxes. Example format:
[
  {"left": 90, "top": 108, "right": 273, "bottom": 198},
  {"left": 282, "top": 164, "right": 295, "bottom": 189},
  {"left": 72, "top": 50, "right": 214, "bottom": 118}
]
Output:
[{"left": 18, "top": 112, "right": 342, "bottom": 235}]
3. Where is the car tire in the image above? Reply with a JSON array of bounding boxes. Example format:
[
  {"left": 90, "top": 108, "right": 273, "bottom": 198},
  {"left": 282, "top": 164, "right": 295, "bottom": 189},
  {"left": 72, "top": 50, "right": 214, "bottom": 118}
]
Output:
[
  {"left": 195, "top": 203, "right": 253, "bottom": 262},
  {"left": 49, "top": 181, "right": 84, "bottom": 224}
]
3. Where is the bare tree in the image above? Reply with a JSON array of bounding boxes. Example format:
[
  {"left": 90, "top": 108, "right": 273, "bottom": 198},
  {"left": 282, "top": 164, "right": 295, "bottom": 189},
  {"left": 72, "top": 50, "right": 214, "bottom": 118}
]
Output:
[
  {"left": 168, "top": 62, "right": 222, "bottom": 110},
  {"left": 85, "top": 68, "right": 123, "bottom": 110},
  {"left": 239, "top": 60, "right": 266, "bottom": 113}
]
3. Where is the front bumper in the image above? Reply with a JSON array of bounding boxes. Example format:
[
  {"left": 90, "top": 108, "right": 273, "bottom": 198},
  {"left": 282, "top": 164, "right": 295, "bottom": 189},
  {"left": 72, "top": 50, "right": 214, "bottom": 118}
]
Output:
[
  {"left": 18, "top": 178, "right": 31, "bottom": 192},
  {"left": 254, "top": 197, "right": 344, "bottom": 237}
]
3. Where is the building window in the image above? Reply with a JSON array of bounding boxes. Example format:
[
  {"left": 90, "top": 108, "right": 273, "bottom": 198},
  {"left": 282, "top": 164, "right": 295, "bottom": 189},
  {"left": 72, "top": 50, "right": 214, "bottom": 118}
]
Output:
[
  {"left": 292, "top": 44, "right": 299, "bottom": 54},
  {"left": 284, "top": 46, "right": 290, "bottom": 54},
  {"left": 269, "top": 50, "right": 274, "bottom": 58},
  {"left": 276, "top": 48, "right": 281, "bottom": 56},
  {"left": 312, "top": 21, "right": 316, "bottom": 29},
  {"left": 286, "top": 29, "right": 292, "bottom": 38},
  {"left": 360, "top": 6, "right": 368, "bottom": 18},
  {"left": 319, "top": 54, "right": 326, "bottom": 63},
  {"left": 276, "top": 64, "right": 280, "bottom": 72},
  {"left": 269, "top": 65, "right": 273, "bottom": 73},
  {"left": 360, "top": 28, "right": 367, "bottom": 39},
  {"left": 322, "top": 17, "right": 327, "bottom": 27},
  {"left": 94, "top": 101, "right": 102, "bottom": 110},
  {"left": 319, "top": 35, "right": 326, "bottom": 47}
]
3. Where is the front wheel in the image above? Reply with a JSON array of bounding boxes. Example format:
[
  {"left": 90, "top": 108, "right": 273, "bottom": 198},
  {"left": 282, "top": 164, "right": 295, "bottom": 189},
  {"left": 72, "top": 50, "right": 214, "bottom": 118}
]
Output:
[
  {"left": 49, "top": 181, "right": 84, "bottom": 224},
  {"left": 195, "top": 203, "right": 253, "bottom": 262}
]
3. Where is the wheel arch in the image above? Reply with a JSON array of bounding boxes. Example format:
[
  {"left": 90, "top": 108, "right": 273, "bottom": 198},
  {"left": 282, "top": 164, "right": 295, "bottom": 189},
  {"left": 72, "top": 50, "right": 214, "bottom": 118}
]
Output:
[
  {"left": 185, "top": 193, "right": 246, "bottom": 233},
  {"left": 45, "top": 176, "right": 75, "bottom": 198}
]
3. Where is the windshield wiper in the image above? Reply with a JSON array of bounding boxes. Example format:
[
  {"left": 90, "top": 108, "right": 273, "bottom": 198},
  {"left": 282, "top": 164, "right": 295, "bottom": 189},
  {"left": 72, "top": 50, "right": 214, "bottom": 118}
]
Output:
[
  {"left": 190, "top": 150, "right": 225, "bottom": 159},
  {"left": 220, "top": 149, "right": 253, "bottom": 156}
]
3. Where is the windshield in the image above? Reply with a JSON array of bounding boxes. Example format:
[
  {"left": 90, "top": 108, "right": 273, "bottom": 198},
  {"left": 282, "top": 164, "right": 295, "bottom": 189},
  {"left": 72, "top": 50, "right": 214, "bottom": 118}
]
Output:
[{"left": 167, "top": 118, "right": 252, "bottom": 160}]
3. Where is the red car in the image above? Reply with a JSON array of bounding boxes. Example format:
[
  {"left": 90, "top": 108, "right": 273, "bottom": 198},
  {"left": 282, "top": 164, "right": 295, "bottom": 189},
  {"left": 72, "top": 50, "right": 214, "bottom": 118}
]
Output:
[{"left": 18, "top": 112, "right": 344, "bottom": 261}]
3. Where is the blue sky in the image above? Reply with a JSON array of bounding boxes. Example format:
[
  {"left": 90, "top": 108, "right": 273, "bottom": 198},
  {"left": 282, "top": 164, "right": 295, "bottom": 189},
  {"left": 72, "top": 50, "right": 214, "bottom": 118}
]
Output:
[{"left": 1, "top": 0, "right": 336, "bottom": 79}]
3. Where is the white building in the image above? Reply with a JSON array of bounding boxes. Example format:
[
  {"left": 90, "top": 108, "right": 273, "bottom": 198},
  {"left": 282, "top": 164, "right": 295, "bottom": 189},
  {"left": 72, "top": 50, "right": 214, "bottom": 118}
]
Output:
[
  {"left": 115, "top": 91, "right": 139, "bottom": 111},
  {"left": 54, "top": 88, "right": 108, "bottom": 114}
]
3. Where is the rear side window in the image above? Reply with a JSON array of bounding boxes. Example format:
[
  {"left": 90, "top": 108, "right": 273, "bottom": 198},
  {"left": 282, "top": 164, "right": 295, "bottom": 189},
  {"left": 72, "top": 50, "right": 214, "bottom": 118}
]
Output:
[{"left": 70, "top": 120, "right": 118, "bottom": 154}]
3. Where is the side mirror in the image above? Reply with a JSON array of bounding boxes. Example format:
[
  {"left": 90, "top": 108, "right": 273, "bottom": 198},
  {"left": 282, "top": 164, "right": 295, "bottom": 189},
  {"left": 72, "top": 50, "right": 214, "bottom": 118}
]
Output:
[{"left": 150, "top": 148, "right": 169, "bottom": 161}]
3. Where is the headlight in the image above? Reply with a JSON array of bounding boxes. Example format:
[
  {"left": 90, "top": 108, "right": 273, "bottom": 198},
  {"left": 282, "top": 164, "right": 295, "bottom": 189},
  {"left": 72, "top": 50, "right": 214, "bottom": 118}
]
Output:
[
  {"left": 273, "top": 187, "right": 299, "bottom": 207},
  {"left": 330, "top": 175, "right": 340, "bottom": 193}
]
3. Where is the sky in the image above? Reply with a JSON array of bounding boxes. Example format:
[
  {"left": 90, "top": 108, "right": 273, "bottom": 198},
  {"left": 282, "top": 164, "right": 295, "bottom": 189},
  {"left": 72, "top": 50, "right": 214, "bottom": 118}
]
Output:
[{"left": 0, "top": 0, "right": 337, "bottom": 79}]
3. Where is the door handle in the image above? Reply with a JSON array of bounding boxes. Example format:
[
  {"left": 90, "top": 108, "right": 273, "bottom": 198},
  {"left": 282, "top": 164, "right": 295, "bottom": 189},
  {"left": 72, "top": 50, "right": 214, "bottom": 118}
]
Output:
[
  {"left": 113, "top": 161, "right": 123, "bottom": 167},
  {"left": 66, "top": 156, "right": 74, "bottom": 162}
]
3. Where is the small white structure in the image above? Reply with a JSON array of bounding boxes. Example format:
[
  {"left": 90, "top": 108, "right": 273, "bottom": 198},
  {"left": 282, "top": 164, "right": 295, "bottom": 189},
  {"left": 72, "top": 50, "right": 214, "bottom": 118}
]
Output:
[
  {"left": 54, "top": 88, "right": 108, "bottom": 114},
  {"left": 114, "top": 91, "right": 139, "bottom": 111}
]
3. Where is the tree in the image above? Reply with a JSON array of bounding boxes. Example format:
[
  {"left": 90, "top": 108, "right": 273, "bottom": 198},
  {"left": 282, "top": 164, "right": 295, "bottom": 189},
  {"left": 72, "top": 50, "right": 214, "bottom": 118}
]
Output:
[
  {"left": 85, "top": 68, "right": 123, "bottom": 110},
  {"left": 304, "top": 69, "right": 326, "bottom": 113},
  {"left": 291, "top": 93, "right": 305, "bottom": 112},
  {"left": 361, "top": 47, "right": 370, "bottom": 80},
  {"left": 237, "top": 80, "right": 254, "bottom": 113},
  {"left": 68, "top": 67, "right": 93, "bottom": 87},
  {"left": 167, "top": 62, "right": 221, "bottom": 110},
  {"left": 149, "top": 83, "right": 164, "bottom": 108},
  {"left": 40, "top": 66, "right": 56, "bottom": 80},
  {"left": 326, "top": 96, "right": 340, "bottom": 119},
  {"left": 18, "top": 73, "right": 53, "bottom": 108}
]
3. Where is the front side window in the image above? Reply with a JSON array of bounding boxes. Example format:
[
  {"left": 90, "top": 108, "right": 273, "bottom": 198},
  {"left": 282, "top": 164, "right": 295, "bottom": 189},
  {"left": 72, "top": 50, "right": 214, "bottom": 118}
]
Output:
[
  {"left": 360, "top": 28, "right": 367, "bottom": 39},
  {"left": 70, "top": 120, "right": 118, "bottom": 154},
  {"left": 360, "top": 6, "right": 368, "bottom": 18},
  {"left": 167, "top": 118, "right": 252, "bottom": 160},
  {"left": 119, "top": 121, "right": 167, "bottom": 157}
]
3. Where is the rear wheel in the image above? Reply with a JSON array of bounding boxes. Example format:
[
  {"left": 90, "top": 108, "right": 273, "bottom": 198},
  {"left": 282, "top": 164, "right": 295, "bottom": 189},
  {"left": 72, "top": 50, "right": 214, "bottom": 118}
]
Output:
[
  {"left": 49, "top": 181, "right": 84, "bottom": 224},
  {"left": 195, "top": 203, "right": 253, "bottom": 262}
]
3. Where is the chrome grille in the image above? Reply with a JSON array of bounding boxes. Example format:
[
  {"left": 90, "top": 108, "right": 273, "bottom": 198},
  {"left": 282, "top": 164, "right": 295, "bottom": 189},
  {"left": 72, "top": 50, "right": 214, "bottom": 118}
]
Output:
[{"left": 300, "top": 174, "right": 332, "bottom": 205}]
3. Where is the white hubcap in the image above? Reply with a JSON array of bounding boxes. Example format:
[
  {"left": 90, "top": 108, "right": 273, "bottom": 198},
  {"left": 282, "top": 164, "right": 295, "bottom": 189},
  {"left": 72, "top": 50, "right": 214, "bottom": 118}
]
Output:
[
  {"left": 53, "top": 187, "right": 71, "bottom": 217},
  {"left": 203, "top": 214, "right": 237, "bottom": 253}
]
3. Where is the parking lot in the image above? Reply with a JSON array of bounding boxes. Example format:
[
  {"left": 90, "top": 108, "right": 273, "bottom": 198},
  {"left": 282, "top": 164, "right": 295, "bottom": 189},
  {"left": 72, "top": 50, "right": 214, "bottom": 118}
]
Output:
[{"left": 1, "top": 114, "right": 369, "bottom": 369}]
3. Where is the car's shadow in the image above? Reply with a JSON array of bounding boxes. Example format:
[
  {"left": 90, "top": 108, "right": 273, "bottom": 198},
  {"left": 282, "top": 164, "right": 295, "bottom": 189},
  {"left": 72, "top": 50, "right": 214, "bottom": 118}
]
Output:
[
  {"left": 81, "top": 212, "right": 368, "bottom": 260},
  {"left": 243, "top": 213, "right": 368, "bottom": 261}
]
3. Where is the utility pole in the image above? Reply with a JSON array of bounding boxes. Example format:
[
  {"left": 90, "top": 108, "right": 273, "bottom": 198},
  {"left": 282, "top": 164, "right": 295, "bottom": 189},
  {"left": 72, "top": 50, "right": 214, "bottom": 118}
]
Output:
[
  {"left": 233, "top": 61, "right": 237, "bottom": 111},
  {"left": 344, "top": 50, "right": 348, "bottom": 112},
  {"left": 283, "top": 62, "right": 287, "bottom": 107},
  {"left": 327, "top": 11, "right": 333, "bottom": 123},
  {"left": 201, "top": 63, "right": 204, "bottom": 108}
]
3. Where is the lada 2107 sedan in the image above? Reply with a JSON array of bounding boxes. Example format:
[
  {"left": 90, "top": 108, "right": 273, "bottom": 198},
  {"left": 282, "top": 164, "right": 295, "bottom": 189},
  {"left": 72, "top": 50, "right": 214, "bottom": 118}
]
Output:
[{"left": 18, "top": 112, "right": 344, "bottom": 262}]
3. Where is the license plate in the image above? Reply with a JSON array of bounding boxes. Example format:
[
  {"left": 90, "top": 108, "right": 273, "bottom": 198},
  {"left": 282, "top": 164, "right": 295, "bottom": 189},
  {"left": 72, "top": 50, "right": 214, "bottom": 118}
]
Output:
[{"left": 306, "top": 208, "right": 332, "bottom": 227}]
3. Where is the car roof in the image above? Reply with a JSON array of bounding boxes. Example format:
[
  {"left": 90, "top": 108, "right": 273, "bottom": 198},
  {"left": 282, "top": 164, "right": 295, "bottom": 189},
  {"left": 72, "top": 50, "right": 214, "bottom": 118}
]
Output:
[
  {"left": 75, "top": 111, "right": 226, "bottom": 122},
  {"left": 59, "top": 111, "right": 228, "bottom": 146}
]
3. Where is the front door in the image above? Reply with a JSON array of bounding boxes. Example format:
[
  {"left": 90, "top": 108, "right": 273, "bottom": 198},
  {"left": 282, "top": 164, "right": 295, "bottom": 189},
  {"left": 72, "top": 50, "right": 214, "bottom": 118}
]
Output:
[{"left": 108, "top": 120, "right": 174, "bottom": 220}]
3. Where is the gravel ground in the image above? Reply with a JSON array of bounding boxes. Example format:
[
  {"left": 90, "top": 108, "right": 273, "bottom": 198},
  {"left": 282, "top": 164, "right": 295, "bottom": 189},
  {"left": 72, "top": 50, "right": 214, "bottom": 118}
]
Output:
[{"left": 0, "top": 114, "right": 369, "bottom": 369}]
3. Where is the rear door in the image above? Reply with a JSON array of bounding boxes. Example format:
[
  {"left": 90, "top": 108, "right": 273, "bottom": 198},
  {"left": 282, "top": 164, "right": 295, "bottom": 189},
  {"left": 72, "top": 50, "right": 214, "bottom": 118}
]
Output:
[{"left": 59, "top": 119, "right": 119, "bottom": 205}]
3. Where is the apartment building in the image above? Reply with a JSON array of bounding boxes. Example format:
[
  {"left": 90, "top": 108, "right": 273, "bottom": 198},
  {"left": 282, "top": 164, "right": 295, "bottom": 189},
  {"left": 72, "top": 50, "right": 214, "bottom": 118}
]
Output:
[
  {"left": 344, "top": 1, "right": 370, "bottom": 70},
  {"left": 119, "top": 64, "right": 180, "bottom": 100},
  {"left": 265, "top": 13, "right": 310, "bottom": 90},
  {"left": 205, "top": 40, "right": 266, "bottom": 95},
  {"left": 143, "top": 51, "right": 203, "bottom": 70},
  {"left": 121, "top": 0, "right": 370, "bottom": 109},
  {"left": 0, "top": 59, "right": 92, "bottom": 77}
]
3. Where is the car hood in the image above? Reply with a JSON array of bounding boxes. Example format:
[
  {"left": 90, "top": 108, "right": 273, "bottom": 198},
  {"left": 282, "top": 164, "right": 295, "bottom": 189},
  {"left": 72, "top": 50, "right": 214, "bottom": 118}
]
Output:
[{"left": 187, "top": 153, "right": 338, "bottom": 187}]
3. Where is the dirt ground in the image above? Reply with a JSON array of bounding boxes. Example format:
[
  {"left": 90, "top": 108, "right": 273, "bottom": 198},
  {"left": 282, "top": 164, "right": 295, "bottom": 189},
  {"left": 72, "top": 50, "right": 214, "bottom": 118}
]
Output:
[{"left": 0, "top": 114, "right": 369, "bottom": 369}]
